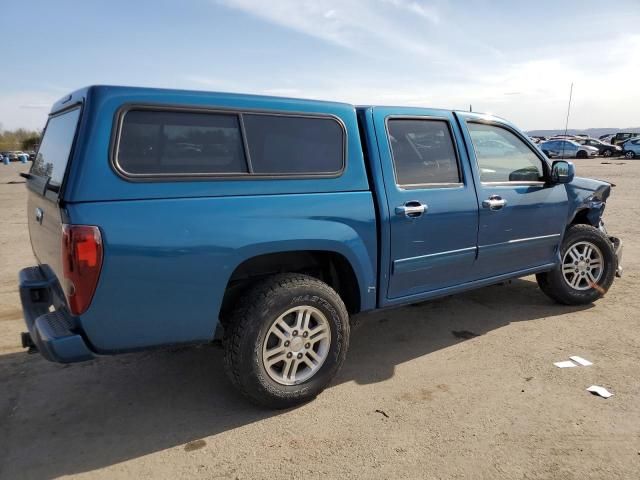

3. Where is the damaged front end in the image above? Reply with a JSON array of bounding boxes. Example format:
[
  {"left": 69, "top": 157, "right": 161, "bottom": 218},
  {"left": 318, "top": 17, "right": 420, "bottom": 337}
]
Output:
[{"left": 566, "top": 177, "right": 623, "bottom": 277}]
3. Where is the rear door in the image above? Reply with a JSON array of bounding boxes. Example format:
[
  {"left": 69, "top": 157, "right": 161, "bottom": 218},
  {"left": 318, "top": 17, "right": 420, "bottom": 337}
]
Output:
[
  {"left": 456, "top": 113, "right": 568, "bottom": 278},
  {"left": 372, "top": 107, "right": 479, "bottom": 300},
  {"left": 26, "top": 105, "right": 82, "bottom": 281}
]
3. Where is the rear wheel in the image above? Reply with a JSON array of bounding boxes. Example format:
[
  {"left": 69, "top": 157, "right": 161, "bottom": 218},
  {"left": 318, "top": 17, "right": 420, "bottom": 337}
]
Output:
[
  {"left": 625, "top": 151, "right": 636, "bottom": 159},
  {"left": 536, "top": 225, "right": 616, "bottom": 305},
  {"left": 223, "top": 273, "right": 350, "bottom": 408}
]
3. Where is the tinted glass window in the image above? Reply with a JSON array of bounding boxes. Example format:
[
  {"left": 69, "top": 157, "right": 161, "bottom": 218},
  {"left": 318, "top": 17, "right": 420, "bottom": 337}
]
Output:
[
  {"left": 118, "top": 110, "right": 247, "bottom": 175},
  {"left": 243, "top": 114, "right": 343, "bottom": 174},
  {"left": 31, "top": 107, "right": 81, "bottom": 188},
  {"left": 387, "top": 119, "right": 460, "bottom": 185},
  {"left": 467, "top": 123, "right": 544, "bottom": 183}
]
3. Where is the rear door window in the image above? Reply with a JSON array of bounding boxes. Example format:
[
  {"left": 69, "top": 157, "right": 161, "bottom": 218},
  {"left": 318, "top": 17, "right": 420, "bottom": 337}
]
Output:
[
  {"left": 30, "top": 107, "right": 81, "bottom": 189},
  {"left": 387, "top": 119, "right": 461, "bottom": 186},
  {"left": 117, "top": 110, "right": 247, "bottom": 175}
]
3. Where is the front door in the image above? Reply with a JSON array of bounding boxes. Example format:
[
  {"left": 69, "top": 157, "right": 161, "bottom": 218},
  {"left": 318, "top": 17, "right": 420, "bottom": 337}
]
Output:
[
  {"left": 456, "top": 113, "right": 568, "bottom": 278},
  {"left": 372, "top": 107, "right": 479, "bottom": 300}
]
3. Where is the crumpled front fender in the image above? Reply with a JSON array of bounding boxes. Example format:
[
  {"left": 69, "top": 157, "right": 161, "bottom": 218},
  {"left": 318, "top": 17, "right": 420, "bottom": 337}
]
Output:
[{"left": 565, "top": 176, "right": 612, "bottom": 226}]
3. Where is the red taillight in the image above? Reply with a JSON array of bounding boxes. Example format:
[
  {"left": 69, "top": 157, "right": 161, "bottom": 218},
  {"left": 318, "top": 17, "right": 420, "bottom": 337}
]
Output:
[{"left": 62, "top": 224, "right": 103, "bottom": 315}]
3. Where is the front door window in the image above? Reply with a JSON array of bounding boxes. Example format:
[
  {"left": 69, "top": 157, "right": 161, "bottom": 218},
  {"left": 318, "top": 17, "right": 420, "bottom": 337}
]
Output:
[{"left": 467, "top": 122, "right": 544, "bottom": 183}]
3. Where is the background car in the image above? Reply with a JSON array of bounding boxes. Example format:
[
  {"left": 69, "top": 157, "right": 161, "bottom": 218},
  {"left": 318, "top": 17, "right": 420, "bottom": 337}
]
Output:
[
  {"left": 622, "top": 138, "right": 640, "bottom": 159},
  {"left": 539, "top": 139, "right": 599, "bottom": 159},
  {"left": 611, "top": 132, "right": 640, "bottom": 145},
  {"left": 575, "top": 138, "right": 622, "bottom": 157}
]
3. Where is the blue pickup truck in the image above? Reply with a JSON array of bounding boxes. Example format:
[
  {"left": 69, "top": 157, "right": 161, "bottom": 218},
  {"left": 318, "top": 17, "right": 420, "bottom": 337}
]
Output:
[{"left": 20, "top": 86, "right": 622, "bottom": 408}]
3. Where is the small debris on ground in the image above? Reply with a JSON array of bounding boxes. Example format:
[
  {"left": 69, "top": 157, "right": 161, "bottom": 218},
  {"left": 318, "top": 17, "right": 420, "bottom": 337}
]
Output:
[
  {"left": 452, "top": 330, "right": 480, "bottom": 339},
  {"left": 569, "top": 356, "right": 592, "bottom": 366},
  {"left": 587, "top": 385, "right": 613, "bottom": 399},
  {"left": 554, "top": 355, "right": 593, "bottom": 368},
  {"left": 554, "top": 360, "right": 578, "bottom": 368},
  {"left": 375, "top": 409, "right": 390, "bottom": 418}
]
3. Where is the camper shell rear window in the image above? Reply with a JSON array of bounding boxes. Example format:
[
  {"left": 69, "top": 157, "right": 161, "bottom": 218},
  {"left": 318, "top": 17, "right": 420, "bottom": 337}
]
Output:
[{"left": 30, "top": 106, "right": 82, "bottom": 190}]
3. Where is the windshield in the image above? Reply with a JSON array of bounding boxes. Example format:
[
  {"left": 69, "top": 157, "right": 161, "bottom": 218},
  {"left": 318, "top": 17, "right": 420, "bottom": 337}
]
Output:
[{"left": 30, "top": 107, "right": 81, "bottom": 189}]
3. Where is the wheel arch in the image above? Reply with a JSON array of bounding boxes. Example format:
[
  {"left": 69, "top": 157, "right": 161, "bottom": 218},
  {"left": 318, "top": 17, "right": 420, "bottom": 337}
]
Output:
[
  {"left": 569, "top": 207, "right": 601, "bottom": 227},
  {"left": 220, "top": 249, "right": 366, "bottom": 321}
]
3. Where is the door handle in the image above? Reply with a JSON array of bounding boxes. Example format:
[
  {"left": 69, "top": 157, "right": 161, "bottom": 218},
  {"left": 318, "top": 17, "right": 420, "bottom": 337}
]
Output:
[
  {"left": 482, "top": 195, "right": 507, "bottom": 210},
  {"left": 395, "top": 201, "right": 427, "bottom": 218}
]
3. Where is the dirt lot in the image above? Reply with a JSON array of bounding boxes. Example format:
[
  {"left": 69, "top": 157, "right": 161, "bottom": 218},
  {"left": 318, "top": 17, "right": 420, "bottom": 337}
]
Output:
[{"left": 0, "top": 159, "right": 638, "bottom": 479}]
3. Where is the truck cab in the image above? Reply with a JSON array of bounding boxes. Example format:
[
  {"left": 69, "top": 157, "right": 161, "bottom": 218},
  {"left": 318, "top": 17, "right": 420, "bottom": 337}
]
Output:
[{"left": 20, "top": 86, "right": 622, "bottom": 408}]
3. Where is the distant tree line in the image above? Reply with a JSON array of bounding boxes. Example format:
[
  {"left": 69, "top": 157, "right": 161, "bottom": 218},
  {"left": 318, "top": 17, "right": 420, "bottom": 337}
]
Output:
[{"left": 0, "top": 125, "right": 41, "bottom": 151}]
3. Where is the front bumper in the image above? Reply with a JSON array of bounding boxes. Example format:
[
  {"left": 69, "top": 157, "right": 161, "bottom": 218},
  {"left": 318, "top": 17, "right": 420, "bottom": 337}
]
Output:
[
  {"left": 610, "top": 236, "right": 623, "bottom": 277},
  {"left": 19, "top": 266, "right": 95, "bottom": 363}
]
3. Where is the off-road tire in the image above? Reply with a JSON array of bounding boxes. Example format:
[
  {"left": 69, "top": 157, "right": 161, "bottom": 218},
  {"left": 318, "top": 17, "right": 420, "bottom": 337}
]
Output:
[
  {"left": 223, "top": 273, "right": 350, "bottom": 409},
  {"left": 536, "top": 225, "right": 617, "bottom": 305}
]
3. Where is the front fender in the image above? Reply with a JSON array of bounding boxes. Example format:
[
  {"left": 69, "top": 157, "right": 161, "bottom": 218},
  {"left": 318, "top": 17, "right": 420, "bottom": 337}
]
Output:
[{"left": 565, "top": 176, "right": 612, "bottom": 226}]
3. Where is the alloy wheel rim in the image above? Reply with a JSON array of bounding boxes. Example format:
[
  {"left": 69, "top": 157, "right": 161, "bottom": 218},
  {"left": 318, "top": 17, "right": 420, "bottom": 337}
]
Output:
[
  {"left": 562, "top": 241, "right": 604, "bottom": 291},
  {"left": 261, "top": 306, "right": 331, "bottom": 386}
]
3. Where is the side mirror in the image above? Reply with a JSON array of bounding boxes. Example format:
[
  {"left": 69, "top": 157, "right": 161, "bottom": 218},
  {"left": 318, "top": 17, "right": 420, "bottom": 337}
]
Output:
[{"left": 551, "top": 160, "right": 575, "bottom": 184}]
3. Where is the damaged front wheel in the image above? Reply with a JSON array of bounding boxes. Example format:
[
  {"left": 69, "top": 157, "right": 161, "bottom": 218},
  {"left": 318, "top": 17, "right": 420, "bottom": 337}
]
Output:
[{"left": 537, "top": 224, "right": 617, "bottom": 305}]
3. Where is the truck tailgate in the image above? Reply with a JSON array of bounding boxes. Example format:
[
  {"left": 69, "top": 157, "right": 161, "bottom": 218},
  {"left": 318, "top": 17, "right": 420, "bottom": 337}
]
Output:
[{"left": 26, "top": 106, "right": 82, "bottom": 282}]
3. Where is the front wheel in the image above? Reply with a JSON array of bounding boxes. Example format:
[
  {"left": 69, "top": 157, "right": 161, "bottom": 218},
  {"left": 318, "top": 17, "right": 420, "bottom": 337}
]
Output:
[
  {"left": 603, "top": 149, "right": 612, "bottom": 157},
  {"left": 576, "top": 150, "right": 588, "bottom": 159},
  {"left": 536, "top": 225, "right": 617, "bottom": 305},
  {"left": 625, "top": 151, "right": 636, "bottom": 159},
  {"left": 223, "top": 273, "right": 350, "bottom": 408}
]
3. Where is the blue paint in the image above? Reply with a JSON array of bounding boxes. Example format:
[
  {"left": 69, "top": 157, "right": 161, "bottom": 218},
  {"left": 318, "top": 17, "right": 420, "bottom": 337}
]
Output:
[{"left": 19, "top": 86, "right": 618, "bottom": 361}]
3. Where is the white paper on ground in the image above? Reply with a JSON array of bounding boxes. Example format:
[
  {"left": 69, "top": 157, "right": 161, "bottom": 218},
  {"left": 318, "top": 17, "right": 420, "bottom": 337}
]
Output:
[
  {"left": 570, "top": 356, "right": 593, "bottom": 366},
  {"left": 587, "top": 385, "right": 613, "bottom": 398},
  {"left": 554, "top": 360, "right": 578, "bottom": 368}
]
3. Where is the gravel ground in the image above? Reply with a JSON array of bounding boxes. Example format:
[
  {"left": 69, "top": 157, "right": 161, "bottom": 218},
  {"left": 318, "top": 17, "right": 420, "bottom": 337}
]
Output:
[{"left": 0, "top": 159, "right": 638, "bottom": 479}]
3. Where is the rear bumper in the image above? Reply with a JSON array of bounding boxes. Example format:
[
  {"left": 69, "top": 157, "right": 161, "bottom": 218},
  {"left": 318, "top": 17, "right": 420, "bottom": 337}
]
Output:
[{"left": 19, "top": 266, "right": 95, "bottom": 363}]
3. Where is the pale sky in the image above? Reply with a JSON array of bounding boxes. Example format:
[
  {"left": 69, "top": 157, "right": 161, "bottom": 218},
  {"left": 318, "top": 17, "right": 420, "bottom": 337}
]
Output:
[{"left": 1, "top": 0, "right": 639, "bottom": 131}]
